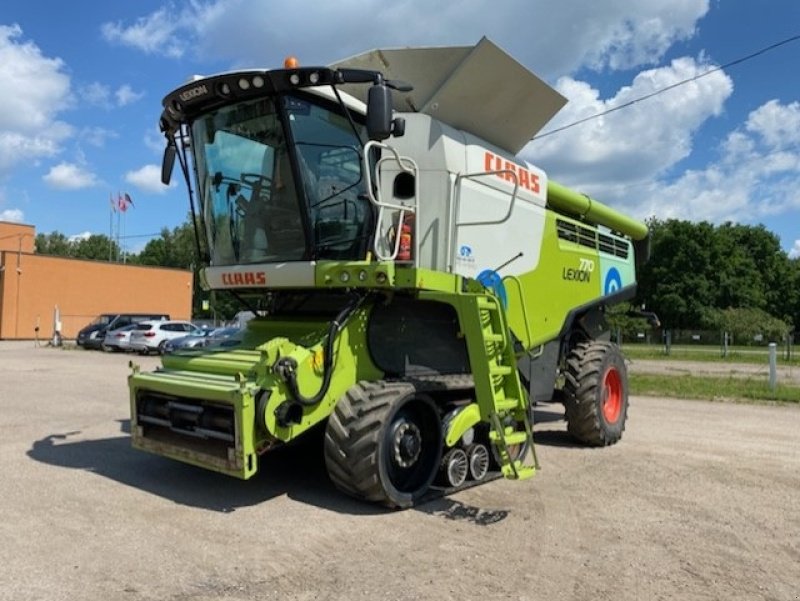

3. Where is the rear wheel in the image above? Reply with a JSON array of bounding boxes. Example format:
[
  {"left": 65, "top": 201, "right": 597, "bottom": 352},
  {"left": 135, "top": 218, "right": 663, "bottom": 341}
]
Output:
[
  {"left": 324, "top": 381, "right": 442, "bottom": 509},
  {"left": 563, "top": 341, "right": 628, "bottom": 446}
]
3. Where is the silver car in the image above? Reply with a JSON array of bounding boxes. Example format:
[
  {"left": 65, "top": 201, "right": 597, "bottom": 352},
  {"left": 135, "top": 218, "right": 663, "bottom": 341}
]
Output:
[
  {"left": 129, "top": 320, "right": 203, "bottom": 355},
  {"left": 101, "top": 324, "right": 137, "bottom": 352}
]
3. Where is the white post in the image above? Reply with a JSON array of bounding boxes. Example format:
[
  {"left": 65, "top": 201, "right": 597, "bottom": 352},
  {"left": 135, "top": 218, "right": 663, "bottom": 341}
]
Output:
[{"left": 768, "top": 342, "right": 777, "bottom": 392}]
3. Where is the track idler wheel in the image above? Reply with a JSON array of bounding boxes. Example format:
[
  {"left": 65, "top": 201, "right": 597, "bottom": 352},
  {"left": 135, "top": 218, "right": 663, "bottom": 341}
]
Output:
[
  {"left": 466, "top": 443, "right": 490, "bottom": 481},
  {"left": 439, "top": 447, "right": 469, "bottom": 487}
]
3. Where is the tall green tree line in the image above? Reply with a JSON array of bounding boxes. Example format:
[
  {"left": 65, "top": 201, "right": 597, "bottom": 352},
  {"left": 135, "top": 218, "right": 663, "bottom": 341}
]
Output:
[{"left": 636, "top": 219, "right": 799, "bottom": 334}]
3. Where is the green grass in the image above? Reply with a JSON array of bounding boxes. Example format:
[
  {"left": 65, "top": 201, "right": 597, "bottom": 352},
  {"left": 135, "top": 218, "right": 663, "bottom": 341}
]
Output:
[
  {"left": 622, "top": 344, "right": 800, "bottom": 366},
  {"left": 629, "top": 373, "right": 800, "bottom": 403}
]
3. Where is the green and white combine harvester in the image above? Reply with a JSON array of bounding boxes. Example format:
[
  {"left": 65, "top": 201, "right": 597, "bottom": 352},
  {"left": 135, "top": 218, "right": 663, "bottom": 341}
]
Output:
[{"left": 130, "top": 38, "right": 652, "bottom": 508}]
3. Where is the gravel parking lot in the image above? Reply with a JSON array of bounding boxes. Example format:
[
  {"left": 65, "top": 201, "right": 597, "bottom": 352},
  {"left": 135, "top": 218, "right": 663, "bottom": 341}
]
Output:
[{"left": 1, "top": 341, "right": 799, "bottom": 601}]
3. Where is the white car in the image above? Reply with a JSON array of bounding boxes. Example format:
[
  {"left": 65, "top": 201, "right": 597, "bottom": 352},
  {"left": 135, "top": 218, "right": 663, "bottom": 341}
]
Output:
[
  {"left": 101, "top": 324, "right": 137, "bottom": 352},
  {"left": 129, "top": 320, "right": 203, "bottom": 354}
]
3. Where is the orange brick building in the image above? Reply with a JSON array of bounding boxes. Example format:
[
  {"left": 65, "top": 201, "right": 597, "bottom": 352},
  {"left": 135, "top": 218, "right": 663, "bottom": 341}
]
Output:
[{"left": 0, "top": 221, "right": 193, "bottom": 340}]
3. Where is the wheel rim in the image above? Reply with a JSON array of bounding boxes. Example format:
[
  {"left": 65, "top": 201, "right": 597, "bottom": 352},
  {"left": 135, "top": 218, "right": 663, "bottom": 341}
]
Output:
[
  {"left": 385, "top": 400, "right": 440, "bottom": 495},
  {"left": 443, "top": 448, "right": 468, "bottom": 487},
  {"left": 602, "top": 367, "right": 623, "bottom": 424},
  {"left": 467, "top": 444, "right": 490, "bottom": 481}
]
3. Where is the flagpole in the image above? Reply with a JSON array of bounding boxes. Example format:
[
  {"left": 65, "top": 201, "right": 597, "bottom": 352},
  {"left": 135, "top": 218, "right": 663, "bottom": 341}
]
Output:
[
  {"left": 116, "top": 191, "right": 121, "bottom": 262},
  {"left": 109, "top": 193, "right": 115, "bottom": 262}
]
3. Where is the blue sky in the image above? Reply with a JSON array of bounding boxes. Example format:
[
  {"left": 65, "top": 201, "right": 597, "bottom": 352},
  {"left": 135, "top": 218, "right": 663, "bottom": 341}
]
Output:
[{"left": 1, "top": 0, "right": 799, "bottom": 257}]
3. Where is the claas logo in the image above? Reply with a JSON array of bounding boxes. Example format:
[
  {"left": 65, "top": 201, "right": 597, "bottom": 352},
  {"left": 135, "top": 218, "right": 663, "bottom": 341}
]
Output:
[
  {"left": 484, "top": 151, "right": 541, "bottom": 194},
  {"left": 221, "top": 271, "right": 267, "bottom": 286}
]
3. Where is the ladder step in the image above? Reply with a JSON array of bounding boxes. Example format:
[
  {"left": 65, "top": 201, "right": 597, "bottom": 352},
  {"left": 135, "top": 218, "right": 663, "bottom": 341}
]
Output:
[
  {"left": 476, "top": 297, "right": 498, "bottom": 311},
  {"left": 501, "top": 431, "right": 529, "bottom": 446},
  {"left": 483, "top": 333, "right": 504, "bottom": 343},
  {"left": 489, "top": 365, "right": 512, "bottom": 376},
  {"left": 501, "top": 462, "right": 536, "bottom": 480},
  {"left": 490, "top": 398, "right": 519, "bottom": 411}
]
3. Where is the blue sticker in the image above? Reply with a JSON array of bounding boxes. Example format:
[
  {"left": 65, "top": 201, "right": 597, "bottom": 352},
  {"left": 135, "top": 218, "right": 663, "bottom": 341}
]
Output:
[
  {"left": 604, "top": 267, "right": 622, "bottom": 295},
  {"left": 459, "top": 245, "right": 472, "bottom": 258},
  {"left": 477, "top": 269, "right": 508, "bottom": 308}
]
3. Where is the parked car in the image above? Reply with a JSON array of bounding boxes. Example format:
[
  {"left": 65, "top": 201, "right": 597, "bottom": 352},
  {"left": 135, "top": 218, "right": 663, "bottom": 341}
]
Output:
[
  {"left": 101, "top": 324, "right": 137, "bottom": 352},
  {"left": 76, "top": 313, "right": 169, "bottom": 350},
  {"left": 163, "top": 326, "right": 242, "bottom": 353},
  {"left": 128, "top": 320, "right": 203, "bottom": 355}
]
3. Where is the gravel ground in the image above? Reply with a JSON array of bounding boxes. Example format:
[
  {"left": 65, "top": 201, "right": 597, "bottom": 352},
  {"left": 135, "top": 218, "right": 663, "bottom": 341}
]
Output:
[{"left": 1, "top": 341, "right": 799, "bottom": 601}]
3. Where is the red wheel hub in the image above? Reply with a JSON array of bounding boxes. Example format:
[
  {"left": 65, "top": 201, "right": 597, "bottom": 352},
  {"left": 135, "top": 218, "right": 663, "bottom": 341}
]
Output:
[{"left": 602, "top": 367, "right": 623, "bottom": 424}]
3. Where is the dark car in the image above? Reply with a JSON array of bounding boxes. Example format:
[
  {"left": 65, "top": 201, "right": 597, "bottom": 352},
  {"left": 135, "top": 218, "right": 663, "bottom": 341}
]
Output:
[
  {"left": 76, "top": 313, "right": 169, "bottom": 349},
  {"left": 163, "top": 326, "right": 241, "bottom": 353}
]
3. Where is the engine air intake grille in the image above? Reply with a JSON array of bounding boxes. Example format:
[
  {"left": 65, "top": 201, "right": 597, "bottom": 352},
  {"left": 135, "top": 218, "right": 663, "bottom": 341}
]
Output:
[{"left": 556, "top": 219, "right": 629, "bottom": 259}]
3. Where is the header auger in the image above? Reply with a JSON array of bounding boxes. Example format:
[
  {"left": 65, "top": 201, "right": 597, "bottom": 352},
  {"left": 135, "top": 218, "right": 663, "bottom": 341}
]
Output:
[{"left": 130, "top": 37, "right": 650, "bottom": 508}]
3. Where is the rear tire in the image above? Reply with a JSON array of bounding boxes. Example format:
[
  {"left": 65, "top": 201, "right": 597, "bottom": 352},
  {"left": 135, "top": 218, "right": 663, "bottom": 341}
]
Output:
[
  {"left": 324, "top": 381, "right": 442, "bottom": 509},
  {"left": 563, "top": 341, "right": 628, "bottom": 446}
]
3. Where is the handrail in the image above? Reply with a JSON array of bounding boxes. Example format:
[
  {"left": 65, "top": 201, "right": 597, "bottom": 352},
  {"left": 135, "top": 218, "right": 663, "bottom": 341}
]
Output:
[
  {"left": 502, "top": 274, "right": 533, "bottom": 350},
  {"left": 447, "top": 170, "right": 519, "bottom": 272},
  {"left": 362, "top": 140, "right": 420, "bottom": 262}
]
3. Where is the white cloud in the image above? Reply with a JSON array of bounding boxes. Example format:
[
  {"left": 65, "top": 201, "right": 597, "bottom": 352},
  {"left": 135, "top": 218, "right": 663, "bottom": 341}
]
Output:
[
  {"left": 80, "top": 82, "right": 144, "bottom": 108},
  {"left": 80, "top": 127, "right": 118, "bottom": 148},
  {"left": 101, "top": 7, "right": 185, "bottom": 58},
  {"left": 525, "top": 56, "right": 733, "bottom": 191},
  {"left": 80, "top": 82, "right": 112, "bottom": 108},
  {"left": 789, "top": 241, "right": 800, "bottom": 260},
  {"left": 125, "top": 164, "right": 169, "bottom": 194},
  {"left": 43, "top": 162, "right": 99, "bottom": 190},
  {"left": 0, "top": 25, "right": 73, "bottom": 174},
  {"left": 745, "top": 99, "right": 800, "bottom": 150},
  {"left": 115, "top": 84, "right": 144, "bottom": 106},
  {"left": 0, "top": 208, "right": 24, "bottom": 223},
  {"left": 68, "top": 231, "right": 93, "bottom": 242},
  {"left": 101, "top": 0, "right": 709, "bottom": 78},
  {"left": 564, "top": 99, "right": 800, "bottom": 228}
]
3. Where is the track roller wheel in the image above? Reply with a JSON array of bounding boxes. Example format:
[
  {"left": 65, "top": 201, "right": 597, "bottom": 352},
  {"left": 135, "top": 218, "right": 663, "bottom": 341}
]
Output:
[
  {"left": 324, "top": 381, "right": 442, "bottom": 509},
  {"left": 466, "top": 443, "right": 490, "bottom": 481},
  {"left": 563, "top": 340, "right": 628, "bottom": 446},
  {"left": 439, "top": 447, "right": 468, "bottom": 487}
]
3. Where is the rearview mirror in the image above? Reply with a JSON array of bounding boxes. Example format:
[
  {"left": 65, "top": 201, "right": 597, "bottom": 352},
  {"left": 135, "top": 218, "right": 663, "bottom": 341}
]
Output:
[
  {"left": 162, "top": 143, "right": 176, "bottom": 185},
  {"left": 366, "top": 83, "right": 393, "bottom": 141}
]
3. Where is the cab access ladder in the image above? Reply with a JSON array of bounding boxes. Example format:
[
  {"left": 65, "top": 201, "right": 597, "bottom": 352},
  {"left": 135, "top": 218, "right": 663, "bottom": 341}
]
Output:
[{"left": 461, "top": 292, "right": 538, "bottom": 479}]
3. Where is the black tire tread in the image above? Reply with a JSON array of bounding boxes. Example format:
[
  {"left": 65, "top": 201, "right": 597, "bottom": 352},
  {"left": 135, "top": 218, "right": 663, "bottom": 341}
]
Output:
[
  {"left": 563, "top": 340, "right": 628, "bottom": 446},
  {"left": 324, "top": 380, "right": 419, "bottom": 507}
]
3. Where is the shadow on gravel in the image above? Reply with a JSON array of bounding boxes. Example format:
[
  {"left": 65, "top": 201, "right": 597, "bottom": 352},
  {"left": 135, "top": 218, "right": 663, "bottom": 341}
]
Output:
[
  {"left": 416, "top": 498, "right": 509, "bottom": 525},
  {"left": 532, "top": 406, "right": 588, "bottom": 448},
  {"left": 27, "top": 409, "right": 582, "bottom": 515},
  {"left": 26, "top": 420, "right": 383, "bottom": 516}
]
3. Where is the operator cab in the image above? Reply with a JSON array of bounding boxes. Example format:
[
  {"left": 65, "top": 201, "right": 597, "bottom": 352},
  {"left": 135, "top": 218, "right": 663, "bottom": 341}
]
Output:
[{"left": 159, "top": 66, "right": 404, "bottom": 268}]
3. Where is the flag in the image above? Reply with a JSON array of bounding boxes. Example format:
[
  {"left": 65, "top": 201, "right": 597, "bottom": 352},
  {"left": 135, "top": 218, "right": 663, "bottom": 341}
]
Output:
[
  {"left": 118, "top": 193, "right": 134, "bottom": 213},
  {"left": 110, "top": 193, "right": 117, "bottom": 213}
]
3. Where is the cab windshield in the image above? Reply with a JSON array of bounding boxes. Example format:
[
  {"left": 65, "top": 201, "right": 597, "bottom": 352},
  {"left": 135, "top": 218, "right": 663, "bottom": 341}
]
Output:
[{"left": 190, "top": 94, "right": 370, "bottom": 265}]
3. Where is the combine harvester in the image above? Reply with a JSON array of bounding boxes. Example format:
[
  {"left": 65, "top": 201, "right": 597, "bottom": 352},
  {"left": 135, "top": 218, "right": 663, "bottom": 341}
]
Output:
[{"left": 130, "top": 38, "right": 652, "bottom": 508}]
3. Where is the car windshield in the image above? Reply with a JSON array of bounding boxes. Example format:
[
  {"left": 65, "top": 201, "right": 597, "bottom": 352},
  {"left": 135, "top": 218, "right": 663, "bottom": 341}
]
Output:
[
  {"left": 190, "top": 93, "right": 370, "bottom": 266},
  {"left": 91, "top": 315, "right": 113, "bottom": 326}
]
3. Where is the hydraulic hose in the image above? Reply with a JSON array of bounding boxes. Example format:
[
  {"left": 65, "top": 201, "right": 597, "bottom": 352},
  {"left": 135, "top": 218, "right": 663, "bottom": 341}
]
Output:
[{"left": 274, "top": 293, "right": 365, "bottom": 407}]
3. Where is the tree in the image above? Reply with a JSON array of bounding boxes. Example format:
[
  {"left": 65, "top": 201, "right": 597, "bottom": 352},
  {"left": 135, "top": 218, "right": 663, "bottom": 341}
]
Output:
[
  {"left": 35, "top": 232, "right": 74, "bottom": 257},
  {"left": 636, "top": 219, "right": 797, "bottom": 332},
  {"left": 35, "top": 231, "right": 120, "bottom": 260},
  {"left": 73, "top": 235, "right": 119, "bottom": 261}
]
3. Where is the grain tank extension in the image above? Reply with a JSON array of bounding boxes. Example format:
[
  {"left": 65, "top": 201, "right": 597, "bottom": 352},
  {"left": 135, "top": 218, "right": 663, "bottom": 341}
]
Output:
[{"left": 129, "top": 38, "right": 651, "bottom": 508}]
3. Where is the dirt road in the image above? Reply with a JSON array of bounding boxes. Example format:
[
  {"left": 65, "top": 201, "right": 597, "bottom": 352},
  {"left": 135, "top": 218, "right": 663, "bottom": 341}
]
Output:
[{"left": 1, "top": 342, "right": 798, "bottom": 600}]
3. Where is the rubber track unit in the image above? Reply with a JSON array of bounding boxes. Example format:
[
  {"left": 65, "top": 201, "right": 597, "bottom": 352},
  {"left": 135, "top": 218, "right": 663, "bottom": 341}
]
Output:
[
  {"left": 324, "top": 376, "right": 490, "bottom": 509},
  {"left": 563, "top": 340, "right": 628, "bottom": 446}
]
